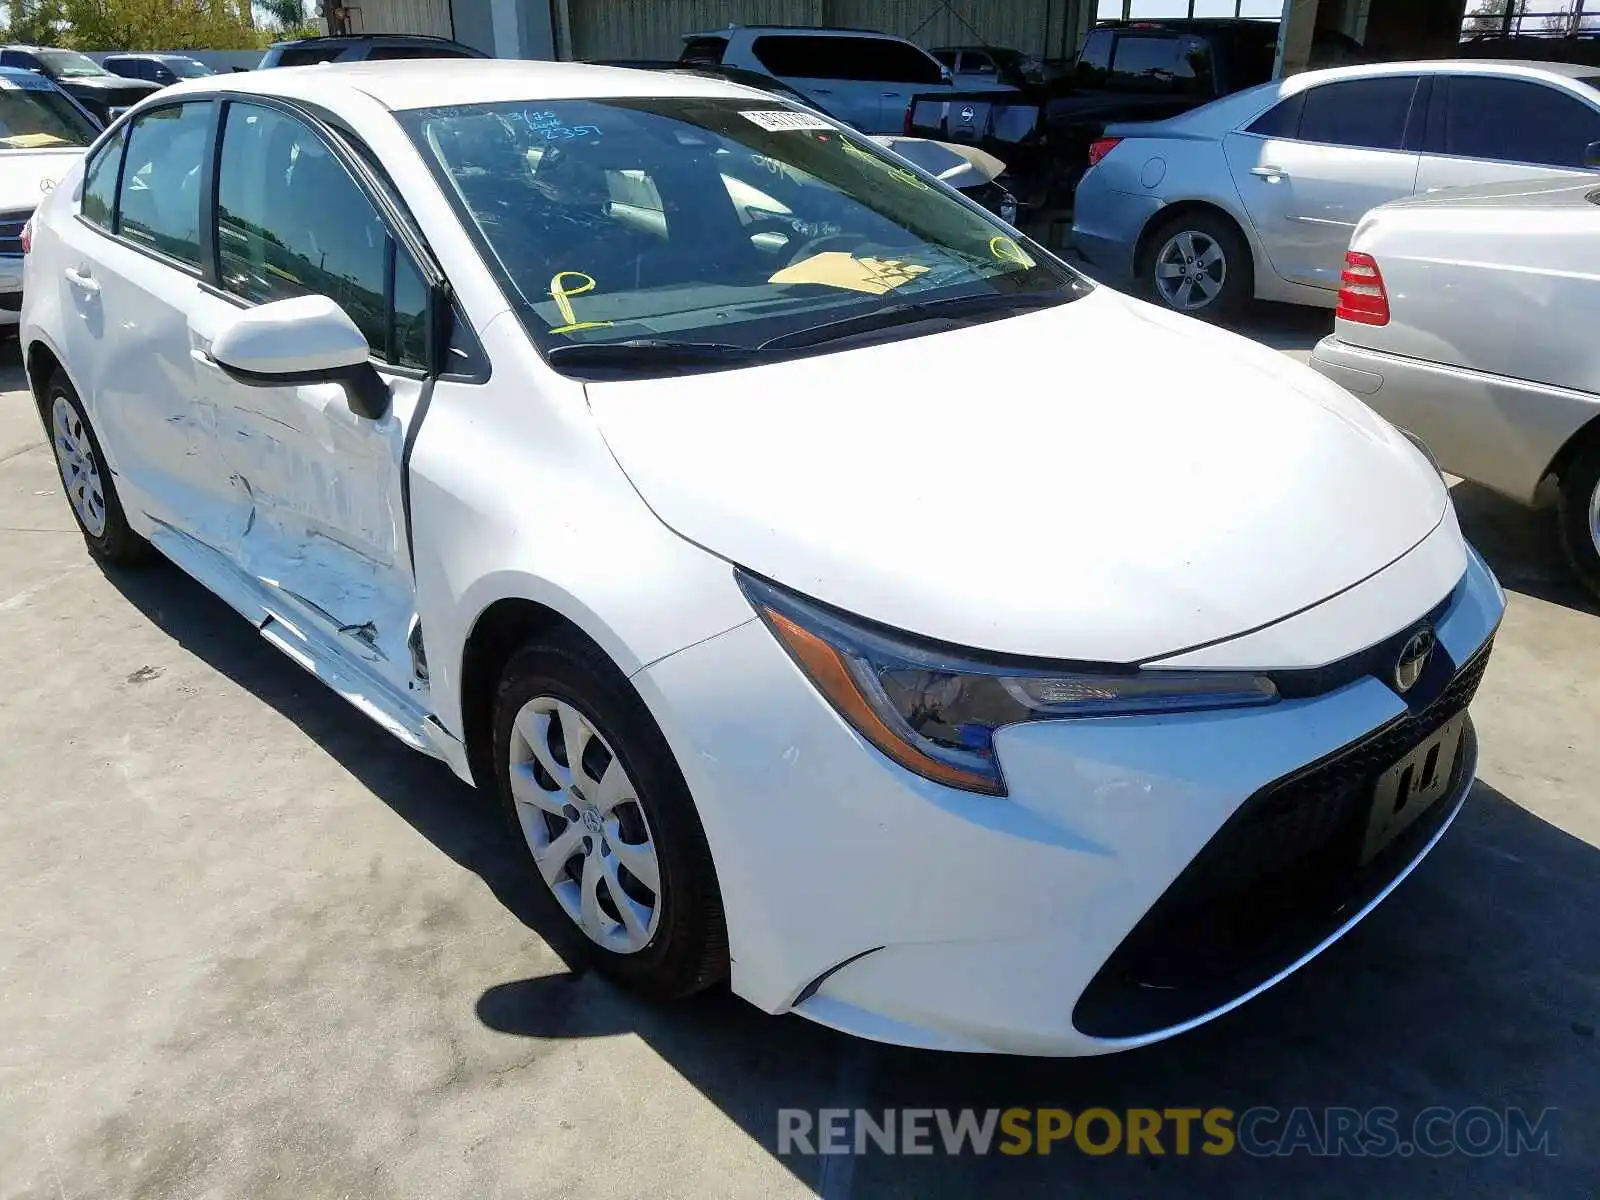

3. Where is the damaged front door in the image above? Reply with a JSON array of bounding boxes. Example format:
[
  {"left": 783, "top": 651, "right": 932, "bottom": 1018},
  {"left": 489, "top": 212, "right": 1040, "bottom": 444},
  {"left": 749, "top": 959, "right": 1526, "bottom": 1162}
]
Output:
[{"left": 188, "top": 100, "right": 434, "bottom": 706}]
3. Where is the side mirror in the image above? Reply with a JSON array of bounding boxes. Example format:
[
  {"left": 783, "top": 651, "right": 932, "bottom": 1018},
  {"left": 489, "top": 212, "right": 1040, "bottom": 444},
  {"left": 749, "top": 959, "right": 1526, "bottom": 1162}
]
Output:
[
  {"left": 1586, "top": 140, "right": 1600, "bottom": 169},
  {"left": 210, "top": 295, "right": 389, "bottom": 420}
]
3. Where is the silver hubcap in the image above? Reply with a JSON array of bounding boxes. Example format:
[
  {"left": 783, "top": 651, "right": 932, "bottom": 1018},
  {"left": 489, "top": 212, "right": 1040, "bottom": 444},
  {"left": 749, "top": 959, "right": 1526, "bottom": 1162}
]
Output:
[
  {"left": 1588, "top": 478, "right": 1600, "bottom": 558},
  {"left": 51, "top": 395, "right": 107, "bottom": 538},
  {"left": 1154, "top": 230, "right": 1226, "bottom": 311},
  {"left": 508, "top": 696, "right": 662, "bottom": 954}
]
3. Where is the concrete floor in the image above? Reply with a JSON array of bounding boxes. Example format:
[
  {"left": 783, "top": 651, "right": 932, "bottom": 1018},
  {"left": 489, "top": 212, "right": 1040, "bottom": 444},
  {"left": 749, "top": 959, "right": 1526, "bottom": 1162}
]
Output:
[{"left": 0, "top": 318, "right": 1595, "bottom": 1199}]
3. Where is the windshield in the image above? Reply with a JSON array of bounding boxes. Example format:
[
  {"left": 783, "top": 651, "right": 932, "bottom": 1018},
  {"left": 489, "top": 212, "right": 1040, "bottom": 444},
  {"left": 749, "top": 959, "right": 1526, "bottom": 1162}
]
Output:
[
  {"left": 35, "top": 49, "right": 107, "bottom": 78},
  {"left": 401, "top": 97, "right": 1084, "bottom": 372},
  {"left": 0, "top": 86, "right": 98, "bottom": 149},
  {"left": 166, "top": 57, "right": 214, "bottom": 78}
]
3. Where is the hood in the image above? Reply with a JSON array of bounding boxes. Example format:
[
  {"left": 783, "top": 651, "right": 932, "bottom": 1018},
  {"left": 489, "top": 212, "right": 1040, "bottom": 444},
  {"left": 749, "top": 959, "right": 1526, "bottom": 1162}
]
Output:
[
  {"left": 0, "top": 149, "right": 79, "bottom": 214},
  {"left": 57, "top": 74, "right": 158, "bottom": 92},
  {"left": 587, "top": 288, "right": 1448, "bottom": 663}
]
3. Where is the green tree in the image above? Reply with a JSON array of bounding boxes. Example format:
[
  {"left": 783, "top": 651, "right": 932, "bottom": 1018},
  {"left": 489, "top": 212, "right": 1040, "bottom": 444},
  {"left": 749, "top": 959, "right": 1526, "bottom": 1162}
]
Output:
[
  {"left": 59, "top": 0, "right": 265, "bottom": 49},
  {"left": 3, "top": 0, "right": 71, "bottom": 43}
]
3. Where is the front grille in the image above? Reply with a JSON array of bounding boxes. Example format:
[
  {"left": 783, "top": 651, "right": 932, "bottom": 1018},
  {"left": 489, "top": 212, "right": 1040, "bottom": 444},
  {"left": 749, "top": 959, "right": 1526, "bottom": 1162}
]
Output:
[
  {"left": 1074, "top": 641, "right": 1492, "bottom": 1040},
  {"left": 0, "top": 209, "right": 31, "bottom": 257}
]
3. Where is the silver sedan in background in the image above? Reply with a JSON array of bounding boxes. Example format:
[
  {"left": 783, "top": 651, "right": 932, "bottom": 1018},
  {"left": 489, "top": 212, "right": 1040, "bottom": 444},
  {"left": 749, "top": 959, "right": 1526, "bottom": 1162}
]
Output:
[
  {"left": 1072, "top": 59, "right": 1600, "bottom": 320},
  {"left": 1312, "top": 177, "right": 1600, "bottom": 601}
]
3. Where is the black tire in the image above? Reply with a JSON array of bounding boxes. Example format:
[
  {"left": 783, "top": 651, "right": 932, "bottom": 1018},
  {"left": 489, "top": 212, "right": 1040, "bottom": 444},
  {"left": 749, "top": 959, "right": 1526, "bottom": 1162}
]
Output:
[
  {"left": 492, "top": 630, "right": 727, "bottom": 1000},
  {"left": 42, "top": 370, "right": 153, "bottom": 567},
  {"left": 1556, "top": 434, "right": 1600, "bottom": 601},
  {"left": 1140, "top": 210, "right": 1253, "bottom": 321}
]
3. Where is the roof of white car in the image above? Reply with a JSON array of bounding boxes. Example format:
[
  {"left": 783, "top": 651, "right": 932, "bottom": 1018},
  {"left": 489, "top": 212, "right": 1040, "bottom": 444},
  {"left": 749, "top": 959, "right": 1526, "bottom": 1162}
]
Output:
[
  {"left": 1280, "top": 57, "right": 1599, "bottom": 94},
  {"left": 156, "top": 58, "right": 766, "bottom": 112}
]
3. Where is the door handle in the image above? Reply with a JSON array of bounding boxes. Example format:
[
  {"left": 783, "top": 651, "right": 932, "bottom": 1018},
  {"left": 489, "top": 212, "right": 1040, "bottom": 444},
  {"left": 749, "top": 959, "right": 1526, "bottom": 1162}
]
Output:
[
  {"left": 1251, "top": 165, "right": 1288, "bottom": 182},
  {"left": 63, "top": 266, "right": 100, "bottom": 294},
  {"left": 882, "top": 91, "right": 899, "bottom": 98}
]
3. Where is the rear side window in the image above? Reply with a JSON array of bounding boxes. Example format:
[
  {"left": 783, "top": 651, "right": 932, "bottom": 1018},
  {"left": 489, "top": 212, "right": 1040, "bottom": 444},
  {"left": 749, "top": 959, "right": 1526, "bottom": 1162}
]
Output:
[
  {"left": 1108, "top": 34, "right": 1213, "bottom": 97},
  {"left": 1294, "top": 76, "right": 1418, "bottom": 151},
  {"left": 1440, "top": 77, "right": 1600, "bottom": 167},
  {"left": 80, "top": 126, "right": 127, "bottom": 230},
  {"left": 679, "top": 36, "right": 727, "bottom": 66},
  {"left": 1248, "top": 92, "right": 1305, "bottom": 138},
  {"left": 274, "top": 46, "right": 346, "bottom": 66},
  {"left": 1077, "top": 29, "right": 1113, "bottom": 83},
  {"left": 117, "top": 102, "right": 211, "bottom": 268},
  {"left": 753, "top": 35, "right": 943, "bottom": 84}
]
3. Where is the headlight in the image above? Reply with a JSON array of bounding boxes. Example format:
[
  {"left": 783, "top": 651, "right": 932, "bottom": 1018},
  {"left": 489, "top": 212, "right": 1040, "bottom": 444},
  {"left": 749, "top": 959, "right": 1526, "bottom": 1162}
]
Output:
[{"left": 738, "top": 572, "right": 1278, "bottom": 796}]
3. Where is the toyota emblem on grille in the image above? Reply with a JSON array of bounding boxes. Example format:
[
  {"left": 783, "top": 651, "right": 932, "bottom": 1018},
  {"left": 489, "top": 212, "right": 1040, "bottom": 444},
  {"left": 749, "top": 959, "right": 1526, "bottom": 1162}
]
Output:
[
  {"left": 1394, "top": 627, "right": 1436, "bottom": 693},
  {"left": 960, "top": 105, "right": 976, "bottom": 123}
]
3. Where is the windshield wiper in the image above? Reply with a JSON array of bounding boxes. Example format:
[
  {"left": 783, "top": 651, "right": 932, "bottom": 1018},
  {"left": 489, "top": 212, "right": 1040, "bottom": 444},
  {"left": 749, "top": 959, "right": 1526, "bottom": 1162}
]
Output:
[
  {"left": 545, "top": 339, "right": 760, "bottom": 369},
  {"left": 759, "top": 291, "right": 1068, "bottom": 352}
]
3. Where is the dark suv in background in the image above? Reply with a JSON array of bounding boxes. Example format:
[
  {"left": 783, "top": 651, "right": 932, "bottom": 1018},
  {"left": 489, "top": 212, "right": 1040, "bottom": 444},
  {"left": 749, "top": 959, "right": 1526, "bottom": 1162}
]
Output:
[
  {"left": 0, "top": 45, "right": 156, "bottom": 121},
  {"left": 909, "top": 20, "right": 1283, "bottom": 222},
  {"left": 256, "top": 33, "right": 487, "bottom": 68}
]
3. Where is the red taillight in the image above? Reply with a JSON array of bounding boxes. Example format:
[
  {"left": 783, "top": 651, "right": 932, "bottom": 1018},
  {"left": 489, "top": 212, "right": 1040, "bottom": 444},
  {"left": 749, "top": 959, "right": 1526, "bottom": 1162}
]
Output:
[
  {"left": 1087, "top": 137, "right": 1123, "bottom": 167},
  {"left": 20, "top": 217, "right": 33, "bottom": 255},
  {"left": 903, "top": 102, "right": 914, "bottom": 135},
  {"left": 1337, "top": 251, "right": 1390, "bottom": 326}
]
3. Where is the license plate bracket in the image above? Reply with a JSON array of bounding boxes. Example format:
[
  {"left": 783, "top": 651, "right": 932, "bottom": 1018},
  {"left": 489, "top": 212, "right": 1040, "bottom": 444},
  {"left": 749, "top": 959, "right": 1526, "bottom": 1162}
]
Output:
[{"left": 1361, "top": 713, "right": 1467, "bottom": 863}]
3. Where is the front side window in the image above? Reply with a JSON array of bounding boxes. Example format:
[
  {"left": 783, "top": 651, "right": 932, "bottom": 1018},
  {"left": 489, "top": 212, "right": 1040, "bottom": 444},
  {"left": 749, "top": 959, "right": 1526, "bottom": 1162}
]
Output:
[
  {"left": 1296, "top": 76, "right": 1418, "bottom": 151},
  {"left": 401, "top": 97, "right": 1084, "bottom": 373},
  {"left": 0, "top": 84, "right": 99, "bottom": 150},
  {"left": 1442, "top": 77, "right": 1600, "bottom": 167},
  {"left": 166, "top": 57, "right": 214, "bottom": 79},
  {"left": 80, "top": 126, "right": 127, "bottom": 228},
  {"left": 117, "top": 102, "right": 211, "bottom": 267},
  {"left": 215, "top": 102, "right": 424, "bottom": 366}
]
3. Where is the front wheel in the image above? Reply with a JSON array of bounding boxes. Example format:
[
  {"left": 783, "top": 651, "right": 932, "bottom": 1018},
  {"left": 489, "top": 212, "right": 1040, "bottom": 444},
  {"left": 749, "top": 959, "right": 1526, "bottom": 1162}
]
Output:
[
  {"left": 492, "top": 632, "right": 727, "bottom": 1000},
  {"left": 1141, "top": 212, "right": 1252, "bottom": 321}
]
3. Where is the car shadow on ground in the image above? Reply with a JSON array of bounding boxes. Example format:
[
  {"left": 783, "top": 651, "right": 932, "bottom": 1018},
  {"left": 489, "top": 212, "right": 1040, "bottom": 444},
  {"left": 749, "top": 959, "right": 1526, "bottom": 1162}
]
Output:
[{"left": 95, "top": 552, "right": 1597, "bottom": 1198}]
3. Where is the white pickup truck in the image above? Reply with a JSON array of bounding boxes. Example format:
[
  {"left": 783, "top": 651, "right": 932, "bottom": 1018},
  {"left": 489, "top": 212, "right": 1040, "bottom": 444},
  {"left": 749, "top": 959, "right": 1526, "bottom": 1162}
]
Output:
[{"left": 1311, "top": 177, "right": 1600, "bottom": 599}]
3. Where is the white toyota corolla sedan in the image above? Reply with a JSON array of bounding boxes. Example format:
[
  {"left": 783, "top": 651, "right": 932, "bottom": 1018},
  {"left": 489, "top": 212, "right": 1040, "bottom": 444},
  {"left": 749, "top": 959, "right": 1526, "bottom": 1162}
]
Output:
[{"left": 19, "top": 61, "right": 1504, "bottom": 1055}]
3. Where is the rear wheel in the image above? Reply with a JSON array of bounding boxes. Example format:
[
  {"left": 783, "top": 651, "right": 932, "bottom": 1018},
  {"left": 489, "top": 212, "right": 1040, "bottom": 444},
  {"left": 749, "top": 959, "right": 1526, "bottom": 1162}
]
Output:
[
  {"left": 1141, "top": 211, "right": 1252, "bottom": 321},
  {"left": 44, "top": 371, "right": 152, "bottom": 567},
  {"left": 1556, "top": 435, "right": 1600, "bottom": 601}
]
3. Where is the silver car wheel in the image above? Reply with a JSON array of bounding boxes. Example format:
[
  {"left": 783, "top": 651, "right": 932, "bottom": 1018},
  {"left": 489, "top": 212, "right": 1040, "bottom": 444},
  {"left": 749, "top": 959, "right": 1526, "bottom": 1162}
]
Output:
[
  {"left": 51, "top": 395, "right": 108, "bottom": 538},
  {"left": 508, "top": 695, "right": 662, "bottom": 954},
  {"left": 1588, "top": 477, "right": 1600, "bottom": 558},
  {"left": 1154, "top": 230, "right": 1227, "bottom": 312}
]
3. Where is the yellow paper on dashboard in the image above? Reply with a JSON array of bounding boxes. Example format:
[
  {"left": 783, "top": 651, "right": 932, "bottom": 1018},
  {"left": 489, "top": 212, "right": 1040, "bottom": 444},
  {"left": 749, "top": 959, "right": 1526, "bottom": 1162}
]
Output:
[
  {"left": 0, "top": 133, "right": 67, "bottom": 149},
  {"left": 769, "top": 252, "right": 930, "bottom": 296}
]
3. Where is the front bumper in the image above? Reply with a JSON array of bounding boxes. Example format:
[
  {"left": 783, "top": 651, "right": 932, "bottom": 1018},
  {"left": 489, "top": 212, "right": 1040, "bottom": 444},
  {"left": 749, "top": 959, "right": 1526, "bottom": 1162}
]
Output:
[{"left": 638, "top": 546, "right": 1504, "bottom": 1056}]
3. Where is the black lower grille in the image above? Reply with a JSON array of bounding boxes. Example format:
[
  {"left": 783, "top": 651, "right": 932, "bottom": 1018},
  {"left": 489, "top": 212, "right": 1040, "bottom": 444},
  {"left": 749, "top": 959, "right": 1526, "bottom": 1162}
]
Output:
[
  {"left": 0, "top": 291, "right": 21, "bottom": 313},
  {"left": 0, "top": 208, "right": 31, "bottom": 258},
  {"left": 1074, "top": 642, "right": 1492, "bottom": 1039}
]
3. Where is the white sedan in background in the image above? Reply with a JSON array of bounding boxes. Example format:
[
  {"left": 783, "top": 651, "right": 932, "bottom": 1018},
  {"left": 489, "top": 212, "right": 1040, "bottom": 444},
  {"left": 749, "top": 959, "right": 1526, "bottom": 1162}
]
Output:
[
  {"left": 20, "top": 60, "right": 1502, "bottom": 1055},
  {"left": 0, "top": 66, "right": 99, "bottom": 327},
  {"left": 1073, "top": 59, "right": 1600, "bottom": 319},
  {"left": 1313, "top": 178, "right": 1600, "bottom": 601}
]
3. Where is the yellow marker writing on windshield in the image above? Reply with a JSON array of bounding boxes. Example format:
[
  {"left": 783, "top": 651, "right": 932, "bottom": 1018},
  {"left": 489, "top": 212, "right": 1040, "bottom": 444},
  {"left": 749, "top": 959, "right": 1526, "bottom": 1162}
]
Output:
[
  {"left": 989, "top": 236, "right": 1035, "bottom": 269},
  {"left": 548, "top": 271, "right": 614, "bottom": 334}
]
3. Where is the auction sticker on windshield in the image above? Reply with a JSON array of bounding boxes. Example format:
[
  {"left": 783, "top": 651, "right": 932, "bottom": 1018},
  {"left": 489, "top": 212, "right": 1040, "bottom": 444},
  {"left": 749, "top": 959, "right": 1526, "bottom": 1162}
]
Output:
[{"left": 741, "top": 110, "right": 834, "bottom": 132}]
